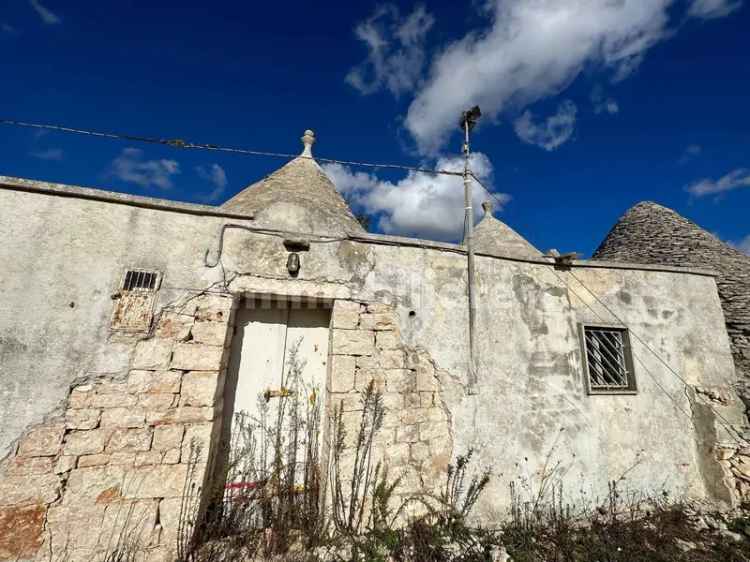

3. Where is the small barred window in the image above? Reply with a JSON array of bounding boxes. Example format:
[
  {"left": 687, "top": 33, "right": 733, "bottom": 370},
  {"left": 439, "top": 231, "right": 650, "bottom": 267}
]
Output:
[
  {"left": 581, "top": 326, "right": 636, "bottom": 394},
  {"left": 123, "top": 270, "right": 158, "bottom": 291},
  {"left": 111, "top": 270, "right": 161, "bottom": 332}
]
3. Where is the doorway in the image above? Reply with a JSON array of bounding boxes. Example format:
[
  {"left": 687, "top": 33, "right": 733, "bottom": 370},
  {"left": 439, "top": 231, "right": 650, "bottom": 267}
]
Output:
[{"left": 220, "top": 300, "right": 331, "bottom": 501}]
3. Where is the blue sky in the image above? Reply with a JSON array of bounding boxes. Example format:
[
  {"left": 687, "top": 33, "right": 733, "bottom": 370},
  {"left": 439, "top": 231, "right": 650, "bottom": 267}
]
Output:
[{"left": 1, "top": 0, "right": 748, "bottom": 256}]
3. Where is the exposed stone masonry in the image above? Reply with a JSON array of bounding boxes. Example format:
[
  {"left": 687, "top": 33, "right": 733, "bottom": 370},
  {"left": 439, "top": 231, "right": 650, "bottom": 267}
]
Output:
[
  {"left": 0, "top": 293, "right": 235, "bottom": 562},
  {"left": 328, "top": 300, "right": 453, "bottom": 502}
]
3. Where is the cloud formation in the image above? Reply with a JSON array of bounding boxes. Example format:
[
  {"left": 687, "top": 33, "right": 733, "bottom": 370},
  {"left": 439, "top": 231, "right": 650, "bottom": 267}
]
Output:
[
  {"left": 323, "top": 152, "right": 509, "bottom": 241},
  {"left": 688, "top": 0, "right": 742, "bottom": 19},
  {"left": 30, "top": 148, "right": 63, "bottom": 161},
  {"left": 346, "top": 1, "right": 742, "bottom": 154},
  {"left": 345, "top": 4, "right": 434, "bottom": 97},
  {"left": 29, "top": 0, "right": 61, "bottom": 25},
  {"left": 403, "top": 0, "right": 679, "bottom": 154},
  {"left": 686, "top": 168, "right": 750, "bottom": 197},
  {"left": 110, "top": 148, "right": 180, "bottom": 190},
  {"left": 514, "top": 100, "right": 577, "bottom": 151},
  {"left": 196, "top": 164, "right": 228, "bottom": 202}
]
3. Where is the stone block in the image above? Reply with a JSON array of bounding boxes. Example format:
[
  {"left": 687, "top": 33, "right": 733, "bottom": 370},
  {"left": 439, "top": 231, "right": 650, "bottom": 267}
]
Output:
[
  {"left": 107, "top": 428, "right": 153, "bottom": 453},
  {"left": 78, "top": 454, "right": 110, "bottom": 468},
  {"left": 329, "top": 355, "right": 355, "bottom": 392},
  {"left": 379, "top": 349, "right": 406, "bottom": 369},
  {"left": 332, "top": 300, "right": 361, "bottom": 329},
  {"left": 356, "top": 355, "right": 379, "bottom": 370},
  {"left": 0, "top": 472, "right": 60, "bottom": 506},
  {"left": 331, "top": 329, "right": 374, "bottom": 356},
  {"left": 128, "top": 370, "right": 182, "bottom": 394},
  {"left": 375, "top": 331, "right": 401, "bottom": 350},
  {"left": 17, "top": 424, "right": 65, "bottom": 457},
  {"left": 0, "top": 504, "right": 46, "bottom": 560},
  {"left": 135, "top": 449, "right": 181, "bottom": 466},
  {"left": 404, "top": 393, "right": 421, "bottom": 408},
  {"left": 386, "top": 369, "right": 414, "bottom": 393},
  {"left": 366, "top": 303, "right": 393, "bottom": 314},
  {"left": 181, "top": 424, "right": 214, "bottom": 461},
  {"left": 359, "top": 313, "right": 398, "bottom": 331},
  {"left": 101, "top": 500, "right": 159, "bottom": 548},
  {"left": 123, "top": 464, "right": 189, "bottom": 499},
  {"left": 64, "top": 466, "right": 127, "bottom": 504},
  {"left": 147, "top": 407, "right": 215, "bottom": 425},
  {"left": 190, "top": 321, "right": 229, "bottom": 346},
  {"left": 194, "top": 294, "right": 234, "bottom": 322},
  {"left": 3, "top": 456, "right": 54, "bottom": 475},
  {"left": 132, "top": 339, "right": 173, "bottom": 370},
  {"left": 89, "top": 391, "right": 138, "bottom": 409},
  {"left": 65, "top": 408, "right": 101, "bottom": 430},
  {"left": 100, "top": 407, "right": 146, "bottom": 428},
  {"left": 138, "top": 393, "right": 178, "bottom": 411},
  {"left": 416, "top": 361, "right": 437, "bottom": 392},
  {"left": 67, "top": 387, "right": 92, "bottom": 409},
  {"left": 171, "top": 343, "right": 225, "bottom": 371},
  {"left": 356, "top": 371, "right": 386, "bottom": 393},
  {"left": 180, "top": 371, "right": 223, "bottom": 406},
  {"left": 47, "top": 504, "right": 106, "bottom": 550},
  {"left": 108, "top": 452, "right": 137, "bottom": 466},
  {"left": 64, "top": 429, "right": 112, "bottom": 456},
  {"left": 153, "top": 425, "right": 184, "bottom": 451},
  {"left": 155, "top": 311, "right": 193, "bottom": 341}
]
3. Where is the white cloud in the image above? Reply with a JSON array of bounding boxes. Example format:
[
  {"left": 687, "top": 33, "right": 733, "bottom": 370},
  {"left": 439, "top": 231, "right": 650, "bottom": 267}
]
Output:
[
  {"left": 29, "top": 0, "right": 61, "bottom": 25},
  {"left": 323, "top": 152, "right": 510, "bottom": 241},
  {"left": 686, "top": 168, "right": 750, "bottom": 197},
  {"left": 731, "top": 235, "right": 750, "bottom": 256},
  {"left": 30, "top": 148, "right": 63, "bottom": 161},
  {"left": 688, "top": 0, "right": 742, "bottom": 19},
  {"left": 591, "top": 85, "right": 619, "bottom": 115},
  {"left": 196, "top": 164, "right": 228, "bottom": 202},
  {"left": 346, "top": 4, "right": 434, "bottom": 97},
  {"left": 514, "top": 100, "right": 577, "bottom": 151},
  {"left": 110, "top": 148, "right": 180, "bottom": 190},
  {"left": 390, "top": 0, "right": 740, "bottom": 154}
]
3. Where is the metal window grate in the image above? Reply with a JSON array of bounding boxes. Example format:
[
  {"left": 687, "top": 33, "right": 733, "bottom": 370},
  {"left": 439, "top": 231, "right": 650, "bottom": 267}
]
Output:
[
  {"left": 122, "top": 270, "right": 158, "bottom": 291},
  {"left": 583, "top": 326, "right": 635, "bottom": 392}
]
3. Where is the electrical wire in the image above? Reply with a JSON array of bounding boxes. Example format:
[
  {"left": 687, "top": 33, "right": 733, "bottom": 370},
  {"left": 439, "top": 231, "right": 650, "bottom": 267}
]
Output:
[
  {"left": 0, "top": 118, "right": 465, "bottom": 178},
  {"left": 556, "top": 267, "right": 744, "bottom": 444}
]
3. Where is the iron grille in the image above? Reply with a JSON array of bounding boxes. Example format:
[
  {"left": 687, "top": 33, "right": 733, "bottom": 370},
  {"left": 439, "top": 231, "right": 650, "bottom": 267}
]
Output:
[
  {"left": 122, "top": 270, "right": 158, "bottom": 291},
  {"left": 583, "top": 326, "right": 635, "bottom": 392}
]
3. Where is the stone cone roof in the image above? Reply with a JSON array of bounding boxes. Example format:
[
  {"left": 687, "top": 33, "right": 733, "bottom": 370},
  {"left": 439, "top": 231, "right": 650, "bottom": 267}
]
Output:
[
  {"left": 222, "top": 130, "right": 364, "bottom": 236},
  {"left": 472, "top": 201, "right": 542, "bottom": 259},
  {"left": 593, "top": 201, "right": 750, "bottom": 396}
]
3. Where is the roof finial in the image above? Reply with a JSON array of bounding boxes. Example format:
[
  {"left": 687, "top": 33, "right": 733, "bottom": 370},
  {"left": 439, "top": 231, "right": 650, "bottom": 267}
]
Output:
[
  {"left": 301, "top": 129, "right": 315, "bottom": 158},
  {"left": 481, "top": 200, "right": 493, "bottom": 216}
]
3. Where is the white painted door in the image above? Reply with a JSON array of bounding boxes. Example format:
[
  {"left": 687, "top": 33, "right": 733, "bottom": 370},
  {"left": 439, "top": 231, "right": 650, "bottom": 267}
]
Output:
[{"left": 225, "top": 305, "right": 330, "bottom": 490}]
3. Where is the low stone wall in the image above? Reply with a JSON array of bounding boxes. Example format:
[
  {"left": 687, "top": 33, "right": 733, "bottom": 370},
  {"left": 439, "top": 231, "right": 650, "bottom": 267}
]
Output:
[{"left": 0, "top": 292, "right": 235, "bottom": 562}]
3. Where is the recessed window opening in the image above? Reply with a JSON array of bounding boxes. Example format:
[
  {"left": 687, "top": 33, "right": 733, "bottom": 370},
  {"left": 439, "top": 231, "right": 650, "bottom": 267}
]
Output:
[
  {"left": 582, "top": 326, "right": 636, "bottom": 394},
  {"left": 123, "top": 270, "right": 158, "bottom": 291}
]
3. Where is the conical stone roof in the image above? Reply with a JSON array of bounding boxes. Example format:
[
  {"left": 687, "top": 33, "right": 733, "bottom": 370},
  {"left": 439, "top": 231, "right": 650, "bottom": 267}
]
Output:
[
  {"left": 222, "top": 130, "right": 364, "bottom": 236},
  {"left": 472, "top": 201, "right": 542, "bottom": 259},
  {"left": 593, "top": 201, "right": 750, "bottom": 402}
]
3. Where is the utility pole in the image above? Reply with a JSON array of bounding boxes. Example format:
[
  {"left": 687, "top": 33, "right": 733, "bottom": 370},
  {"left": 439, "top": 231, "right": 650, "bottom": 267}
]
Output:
[{"left": 461, "top": 106, "right": 481, "bottom": 394}]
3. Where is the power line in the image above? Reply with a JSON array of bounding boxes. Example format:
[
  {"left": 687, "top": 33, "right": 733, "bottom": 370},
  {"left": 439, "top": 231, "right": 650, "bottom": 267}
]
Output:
[
  {"left": 557, "top": 267, "right": 744, "bottom": 444},
  {"left": 0, "top": 118, "right": 466, "bottom": 178}
]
